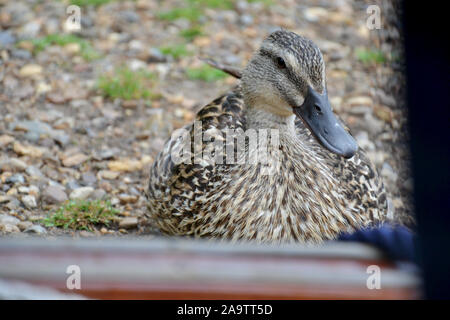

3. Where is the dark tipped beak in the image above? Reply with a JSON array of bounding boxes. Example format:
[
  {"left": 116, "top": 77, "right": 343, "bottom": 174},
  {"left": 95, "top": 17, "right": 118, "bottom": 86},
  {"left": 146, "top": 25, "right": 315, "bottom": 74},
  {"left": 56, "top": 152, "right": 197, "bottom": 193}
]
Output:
[{"left": 293, "top": 86, "right": 358, "bottom": 158}]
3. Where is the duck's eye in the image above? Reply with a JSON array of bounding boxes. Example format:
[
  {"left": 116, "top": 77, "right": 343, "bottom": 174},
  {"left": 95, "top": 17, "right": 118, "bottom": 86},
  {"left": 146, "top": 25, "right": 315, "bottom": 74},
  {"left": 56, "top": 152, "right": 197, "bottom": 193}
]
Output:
[{"left": 276, "top": 57, "right": 286, "bottom": 69}]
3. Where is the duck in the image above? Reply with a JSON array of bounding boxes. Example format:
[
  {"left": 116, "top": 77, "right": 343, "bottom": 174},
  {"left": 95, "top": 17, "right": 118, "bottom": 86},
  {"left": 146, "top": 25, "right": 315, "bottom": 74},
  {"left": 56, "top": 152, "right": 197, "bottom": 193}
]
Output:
[{"left": 146, "top": 30, "right": 387, "bottom": 243}]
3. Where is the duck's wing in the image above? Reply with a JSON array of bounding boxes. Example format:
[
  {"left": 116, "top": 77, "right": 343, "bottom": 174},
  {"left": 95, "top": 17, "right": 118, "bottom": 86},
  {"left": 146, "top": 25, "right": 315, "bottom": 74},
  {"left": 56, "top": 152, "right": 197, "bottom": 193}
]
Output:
[
  {"left": 147, "top": 86, "right": 246, "bottom": 218},
  {"left": 294, "top": 117, "right": 388, "bottom": 222}
]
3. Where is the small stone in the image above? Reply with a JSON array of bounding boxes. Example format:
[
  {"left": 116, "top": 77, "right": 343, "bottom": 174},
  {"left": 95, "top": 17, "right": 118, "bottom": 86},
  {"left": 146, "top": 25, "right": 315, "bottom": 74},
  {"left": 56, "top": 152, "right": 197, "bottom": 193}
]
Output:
[
  {"left": 13, "top": 142, "right": 44, "bottom": 157},
  {"left": 119, "top": 217, "right": 138, "bottom": 229},
  {"left": 17, "top": 221, "right": 33, "bottom": 231},
  {"left": 79, "top": 230, "right": 94, "bottom": 237},
  {"left": 42, "top": 186, "right": 68, "bottom": 204},
  {"left": 0, "top": 31, "right": 16, "bottom": 46},
  {"left": 0, "top": 196, "right": 12, "bottom": 204},
  {"left": 0, "top": 158, "right": 27, "bottom": 172},
  {"left": 303, "top": 7, "right": 328, "bottom": 22},
  {"left": 81, "top": 172, "right": 97, "bottom": 186},
  {"left": 11, "top": 49, "right": 32, "bottom": 60},
  {"left": 63, "top": 43, "right": 81, "bottom": 54},
  {"left": 90, "top": 189, "right": 106, "bottom": 200},
  {"left": 6, "top": 173, "right": 25, "bottom": 184},
  {"left": 24, "top": 225, "right": 47, "bottom": 234},
  {"left": 47, "top": 92, "right": 66, "bottom": 104},
  {"left": 0, "top": 224, "right": 21, "bottom": 233},
  {"left": 346, "top": 96, "right": 373, "bottom": 107},
  {"left": 62, "top": 153, "right": 89, "bottom": 167},
  {"left": 0, "top": 214, "right": 20, "bottom": 226},
  {"left": 25, "top": 166, "right": 44, "bottom": 178},
  {"left": 147, "top": 48, "right": 167, "bottom": 63},
  {"left": 108, "top": 159, "right": 143, "bottom": 172},
  {"left": 120, "top": 10, "right": 140, "bottom": 23},
  {"left": 239, "top": 14, "right": 254, "bottom": 26},
  {"left": 22, "top": 195, "right": 37, "bottom": 208},
  {"left": 374, "top": 105, "right": 394, "bottom": 123},
  {"left": 381, "top": 162, "right": 398, "bottom": 184},
  {"left": 118, "top": 194, "right": 139, "bottom": 204},
  {"left": 69, "top": 187, "right": 94, "bottom": 200},
  {"left": 19, "top": 64, "right": 43, "bottom": 77},
  {"left": 98, "top": 170, "right": 120, "bottom": 180},
  {"left": 0, "top": 135, "right": 14, "bottom": 147}
]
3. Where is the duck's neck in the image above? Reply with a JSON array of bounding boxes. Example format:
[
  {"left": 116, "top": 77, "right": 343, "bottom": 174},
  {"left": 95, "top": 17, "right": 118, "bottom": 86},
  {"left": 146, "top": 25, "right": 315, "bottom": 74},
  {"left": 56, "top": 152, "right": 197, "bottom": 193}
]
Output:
[{"left": 244, "top": 105, "right": 297, "bottom": 135}]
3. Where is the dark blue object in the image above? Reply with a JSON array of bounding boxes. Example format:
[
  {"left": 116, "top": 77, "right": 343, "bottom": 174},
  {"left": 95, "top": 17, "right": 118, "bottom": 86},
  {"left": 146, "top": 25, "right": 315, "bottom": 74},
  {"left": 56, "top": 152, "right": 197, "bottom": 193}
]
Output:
[{"left": 337, "top": 224, "right": 417, "bottom": 262}]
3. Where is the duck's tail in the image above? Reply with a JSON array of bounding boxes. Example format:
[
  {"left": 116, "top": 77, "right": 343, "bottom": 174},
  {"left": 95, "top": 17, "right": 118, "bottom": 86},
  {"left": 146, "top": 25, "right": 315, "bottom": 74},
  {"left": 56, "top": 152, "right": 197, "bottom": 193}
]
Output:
[{"left": 200, "top": 57, "right": 242, "bottom": 79}]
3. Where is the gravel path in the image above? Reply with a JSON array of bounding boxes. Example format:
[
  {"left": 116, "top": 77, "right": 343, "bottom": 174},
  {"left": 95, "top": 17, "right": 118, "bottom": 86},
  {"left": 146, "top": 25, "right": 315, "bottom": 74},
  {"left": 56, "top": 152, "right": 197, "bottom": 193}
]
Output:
[{"left": 0, "top": 0, "right": 413, "bottom": 237}]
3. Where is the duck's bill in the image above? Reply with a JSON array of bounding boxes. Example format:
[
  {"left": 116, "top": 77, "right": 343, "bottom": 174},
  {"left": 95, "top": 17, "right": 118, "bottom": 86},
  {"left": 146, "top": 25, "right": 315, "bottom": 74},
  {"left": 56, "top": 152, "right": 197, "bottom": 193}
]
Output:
[{"left": 293, "top": 86, "right": 358, "bottom": 158}]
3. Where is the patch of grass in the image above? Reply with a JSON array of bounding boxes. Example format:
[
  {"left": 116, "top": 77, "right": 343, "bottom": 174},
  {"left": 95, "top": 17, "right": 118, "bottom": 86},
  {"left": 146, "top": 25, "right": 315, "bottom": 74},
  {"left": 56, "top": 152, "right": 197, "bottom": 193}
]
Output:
[
  {"left": 159, "top": 44, "right": 191, "bottom": 59},
  {"left": 42, "top": 200, "right": 118, "bottom": 231},
  {"left": 157, "top": 7, "right": 204, "bottom": 22},
  {"left": 186, "top": 65, "right": 228, "bottom": 82},
  {"left": 29, "top": 34, "right": 101, "bottom": 61},
  {"left": 187, "top": 0, "right": 234, "bottom": 9},
  {"left": 355, "top": 48, "right": 387, "bottom": 64},
  {"left": 179, "top": 26, "right": 204, "bottom": 40},
  {"left": 69, "top": 0, "right": 113, "bottom": 7},
  {"left": 97, "top": 67, "right": 156, "bottom": 100}
]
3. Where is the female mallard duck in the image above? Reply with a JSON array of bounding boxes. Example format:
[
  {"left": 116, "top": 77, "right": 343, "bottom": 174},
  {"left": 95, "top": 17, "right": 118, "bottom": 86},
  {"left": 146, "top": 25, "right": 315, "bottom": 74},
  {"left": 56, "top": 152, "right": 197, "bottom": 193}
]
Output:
[{"left": 146, "top": 30, "right": 387, "bottom": 243}]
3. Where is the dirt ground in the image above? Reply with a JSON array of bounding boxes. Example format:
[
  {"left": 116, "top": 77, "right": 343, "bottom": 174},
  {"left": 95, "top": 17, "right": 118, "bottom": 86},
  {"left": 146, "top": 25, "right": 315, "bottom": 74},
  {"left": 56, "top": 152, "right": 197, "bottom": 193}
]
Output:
[{"left": 0, "top": 0, "right": 413, "bottom": 238}]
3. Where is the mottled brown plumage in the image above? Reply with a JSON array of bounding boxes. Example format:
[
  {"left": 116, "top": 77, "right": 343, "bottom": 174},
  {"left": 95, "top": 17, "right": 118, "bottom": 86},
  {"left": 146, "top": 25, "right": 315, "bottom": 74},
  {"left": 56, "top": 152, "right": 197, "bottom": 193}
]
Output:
[{"left": 146, "top": 30, "right": 387, "bottom": 243}]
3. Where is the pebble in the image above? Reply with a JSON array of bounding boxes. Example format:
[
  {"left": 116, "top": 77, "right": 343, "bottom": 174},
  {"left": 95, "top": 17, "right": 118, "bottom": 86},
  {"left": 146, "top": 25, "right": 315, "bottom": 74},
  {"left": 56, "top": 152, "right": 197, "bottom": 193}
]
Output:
[
  {"left": 62, "top": 153, "right": 89, "bottom": 167},
  {"left": 11, "top": 49, "right": 32, "bottom": 60},
  {"left": 98, "top": 170, "right": 120, "bottom": 180},
  {"left": 0, "top": 158, "right": 27, "bottom": 172},
  {"left": 381, "top": 162, "right": 398, "bottom": 184},
  {"left": 120, "top": 10, "right": 140, "bottom": 23},
  {"left": 147, "top": 48, "right": 167, "bottom": 63},
  {"left": 0, "top": 224, "right": 21, "bottom": 233},
  {"left": 119, "top": 217, "right": 138, "bottom": 229},
  {"left": 26, "top": 166, "right": 44, "bottom": 178},
  {"left": 6, "top": 173, "right": 25, "bottom": 184},
  {"left": 13, "top": 142, "right": 44, "bottom": 157},
  {"left": 0, "top": 31, "right": 16, "bottom": 46},
  {"left": 17, "top": 221, "right": 33, "bottom": 231},
  {"left": 108, "top": 159, "right": 143, "bottom": 172},
  {"left": 69, "top": 187, "right": 94, "bottom": 200},
  {"left": 42, "top": 185, "right": 68, "bottom": 204},
  {"left": 21, "top": 195, "right": 37, "bottom": 208},
  {"left": 90, "top": 189, "right": 106, "bottom": 200},
  {"left": 346, "top": 96, "right": 373, "bottom": 107},
  {"left": 19, "top": 64, "right": 43, "bottom": 77},
  {"left": 118, "top": 194, "right": 139, "bottom": 204},
  {"left": 0, "top": 135, "right": 14, "bottom": 147},
  {"left": 81, "top": 172, "right": 97, "bottom": 186},
  {"left": 0, "top": 214, "right": 20, "bottom": 226},
  {"left": 239, "top": 14, "right": 254, "bottom": 26},
  {"left": 24, "top": 225, "right": 47, "bottom": 234}
]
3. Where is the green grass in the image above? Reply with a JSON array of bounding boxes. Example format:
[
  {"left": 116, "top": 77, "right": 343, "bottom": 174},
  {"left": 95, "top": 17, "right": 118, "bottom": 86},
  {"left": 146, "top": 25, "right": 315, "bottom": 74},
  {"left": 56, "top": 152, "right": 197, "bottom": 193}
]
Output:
[
  {"left": 42, "top": 200, "right": 118, "bottom": 231},
  {"left": 186, "top": 65, "right": 228, "bottom": 82},
  {"left": 69, "top": 0, "right": 114, "bottom": 7},
  {"left": 29, "top": 34, "right": 101, "bottom": 61},
  {"left": 187, "top": 0, "right": 234, "bottom": 9},
  {"left": 355, "top": 48, "right": 387, "bottom": 64},
  {"left": 179, "top": 26, "right": 204, "bottom": 40},
  {"left": 160, "top": 44, "right": 191, "bottom": 59},
  {"left": 157, "top": 7, "right": 204, "bottom": 22},
  {"left": 97, "top": 67, "right": 156, "bottom": 100}
]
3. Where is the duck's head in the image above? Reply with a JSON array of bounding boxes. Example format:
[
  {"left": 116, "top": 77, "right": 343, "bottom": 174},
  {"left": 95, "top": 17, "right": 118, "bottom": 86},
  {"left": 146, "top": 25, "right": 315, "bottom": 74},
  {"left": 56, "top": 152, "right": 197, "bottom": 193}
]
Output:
[{"left": 241, "top": 30, "right": 358, "bottom": 158}]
